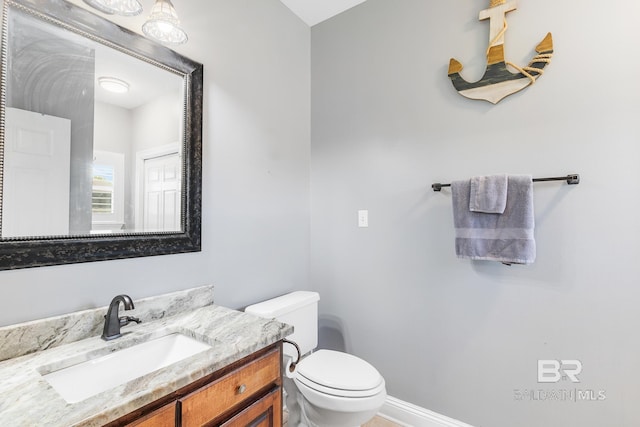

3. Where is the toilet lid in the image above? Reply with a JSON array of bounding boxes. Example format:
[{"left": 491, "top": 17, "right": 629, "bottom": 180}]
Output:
[{"left": 296, "top": 350, "right": 384, "bottom": 396}]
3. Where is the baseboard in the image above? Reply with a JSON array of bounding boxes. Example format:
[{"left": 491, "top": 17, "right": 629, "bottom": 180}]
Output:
[{"left": 378, "top": 396, "right": 476, "bottom": 427}]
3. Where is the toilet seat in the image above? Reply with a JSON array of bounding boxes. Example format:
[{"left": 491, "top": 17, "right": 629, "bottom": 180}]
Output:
[{"left": 295, "top": 350, "right": 385, "bottom": 398}]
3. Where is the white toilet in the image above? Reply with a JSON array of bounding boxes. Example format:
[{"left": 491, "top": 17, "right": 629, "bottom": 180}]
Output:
[{"left": 245, "top": 291, "right": 386, "bottom": 427}]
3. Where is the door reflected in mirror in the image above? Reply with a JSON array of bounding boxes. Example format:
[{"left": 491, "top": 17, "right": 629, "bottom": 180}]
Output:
[{"left": 2, "top": 4, "right": 184, "bottom": 238}]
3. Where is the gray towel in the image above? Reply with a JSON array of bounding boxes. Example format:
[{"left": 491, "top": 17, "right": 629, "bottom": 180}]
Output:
[
  {"left": 470, "top": 174, "right": 508, "bottom": 214},
  {"left": 451, "top": 175, "right": 535, "bottom": 264}
]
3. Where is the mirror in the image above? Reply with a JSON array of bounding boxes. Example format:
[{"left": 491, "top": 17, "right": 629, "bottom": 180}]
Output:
[{"left": 0, "top": 0, "right": 203, "bottom": 269}]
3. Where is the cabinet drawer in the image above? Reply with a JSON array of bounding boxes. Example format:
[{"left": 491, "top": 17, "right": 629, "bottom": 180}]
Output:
[
  {"left": 125, "top": 402, "right": 176, "bottom": 427},
  {"left": 180, "top": 348, "right": 281, "bottom": 427},
  {"left": 220, "top": 388, "right": 281, "bottom": 427}
]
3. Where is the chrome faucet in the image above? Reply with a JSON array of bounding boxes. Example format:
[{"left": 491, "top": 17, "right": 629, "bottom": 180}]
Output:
[{"left": 101, "top": 295, "right": 142, "bottom": 340}]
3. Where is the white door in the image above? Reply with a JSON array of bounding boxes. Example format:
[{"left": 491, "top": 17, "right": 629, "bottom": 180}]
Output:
[
  {"left": 142, "top": 153, "right": 181, "bottom": 232},
  {"left": 2, "top": 107, "right": 71, "bottom": 237}
]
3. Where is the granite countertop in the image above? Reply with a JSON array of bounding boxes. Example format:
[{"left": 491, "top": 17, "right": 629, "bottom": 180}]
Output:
[{"left": 0, "top": 286, "right": 292, "bottom": 427}]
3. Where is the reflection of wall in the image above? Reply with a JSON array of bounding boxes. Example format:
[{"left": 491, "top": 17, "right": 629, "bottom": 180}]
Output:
[
  {"left": 93, "top": 102, "right": 133, "bottom": 229},
  {"left": 7, "top": 11, "right": 95, "bottom": 234},
  {"left": 132, "top": 90, "right": 182, "bottom": 153}
]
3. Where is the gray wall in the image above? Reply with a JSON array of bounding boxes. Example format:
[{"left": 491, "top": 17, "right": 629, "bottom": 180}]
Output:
[
  {"left": 0, "top": 0, "right": 310, "bottom": 326},
  {"left": 311, "top": 1, "right": 640, "bottom": 427}
]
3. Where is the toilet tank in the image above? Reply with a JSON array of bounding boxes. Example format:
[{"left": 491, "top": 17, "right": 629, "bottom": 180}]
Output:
[{"left": 245, "top": 291, "right": 320, "bottom": 357}]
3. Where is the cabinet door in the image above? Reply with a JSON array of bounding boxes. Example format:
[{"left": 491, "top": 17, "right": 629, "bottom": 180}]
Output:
[
  {"left": 126, "top": 401, "right": 176, "bottom": 427},
  {"left": 219, "top": 388, "right": 281, "bottom": 427}
]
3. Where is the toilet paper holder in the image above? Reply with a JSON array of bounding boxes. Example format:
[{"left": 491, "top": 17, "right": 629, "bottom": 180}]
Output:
[{"left": 283, "top": 339, "right": 301, "bottom": 372}]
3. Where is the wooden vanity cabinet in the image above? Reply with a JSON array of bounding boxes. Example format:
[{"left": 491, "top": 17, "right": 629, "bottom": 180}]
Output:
[{"left": 111, "top": 343, "right": 283, "bottom": 427}]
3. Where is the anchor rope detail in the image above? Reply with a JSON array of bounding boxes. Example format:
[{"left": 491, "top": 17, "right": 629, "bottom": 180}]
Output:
[
  {"left": 486, "top": 17, "right": 509, "bottom": 56},
  {"left": 506, "top": 54, "right": 553, "bottom": 84},
  {"left": 485, "top": 18, "right": 553, "bottom": 85}
]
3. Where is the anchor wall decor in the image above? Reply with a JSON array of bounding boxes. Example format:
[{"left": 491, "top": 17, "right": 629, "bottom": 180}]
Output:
[{"left": 447, "top": 0, "right": 553, "bottom": 104}]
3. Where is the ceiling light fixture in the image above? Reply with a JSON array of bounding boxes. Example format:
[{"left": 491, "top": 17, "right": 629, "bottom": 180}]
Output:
[
  {"left": 82, "top": 0, "right": 143, "bottom": 16},
  {"left": 98, "top": 77, "right": 130, "bottom": 94},
  {"left": 142, "top": 0, "right": 188, "bottom": 46}
]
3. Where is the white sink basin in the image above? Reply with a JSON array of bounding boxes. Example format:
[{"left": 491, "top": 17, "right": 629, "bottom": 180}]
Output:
[{"left": 41, "top": 333, "right": 211, "bottom": 403}]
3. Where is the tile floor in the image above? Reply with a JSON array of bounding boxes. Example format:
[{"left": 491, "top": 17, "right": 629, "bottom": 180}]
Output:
[{"left": 362, "top": 415, "right": 403, "bottom": 427}]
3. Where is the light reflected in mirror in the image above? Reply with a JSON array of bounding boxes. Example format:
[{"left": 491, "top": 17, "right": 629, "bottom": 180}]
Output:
[{"left": 2, "top": 4, "right": 184, "bottom": 238}]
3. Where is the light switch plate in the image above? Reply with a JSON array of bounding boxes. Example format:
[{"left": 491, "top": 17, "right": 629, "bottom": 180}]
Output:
[{"left": 358, "top": 210, "right": 368, "bottom": 227}]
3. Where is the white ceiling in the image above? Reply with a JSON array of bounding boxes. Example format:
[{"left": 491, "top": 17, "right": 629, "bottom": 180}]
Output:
[
  {"left": 67, "top": 0, "right": 368, "bottom": 32},
  {"left": 279, "top": 0, "right": 368, "bottom": 26}
]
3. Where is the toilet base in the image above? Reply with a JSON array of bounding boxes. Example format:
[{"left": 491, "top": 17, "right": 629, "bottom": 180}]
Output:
[
  {"left": 284, "top": 375, "right": 379, "bottom": 427},
  {"left": 301, "top": 397, "right": 378, "bottom": 427}
]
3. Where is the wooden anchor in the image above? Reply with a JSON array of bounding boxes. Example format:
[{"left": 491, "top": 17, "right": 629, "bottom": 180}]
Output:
[{"left": 447, "top": 0, "right": 553, "bottom": 104}]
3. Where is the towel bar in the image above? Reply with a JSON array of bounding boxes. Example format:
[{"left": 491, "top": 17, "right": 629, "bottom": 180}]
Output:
[{"left": 432, "top": 174, "right": 580, "bottom": 192}]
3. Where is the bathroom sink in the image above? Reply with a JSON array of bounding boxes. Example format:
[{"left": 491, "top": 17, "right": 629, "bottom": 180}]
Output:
[{"left": 41, "top": 333, "right": 212, "bottom": 403}]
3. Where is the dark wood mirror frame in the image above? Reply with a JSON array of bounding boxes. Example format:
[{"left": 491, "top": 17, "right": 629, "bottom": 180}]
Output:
[{"left": 0, "top": 0, "right": 202, "bottom": 270}]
